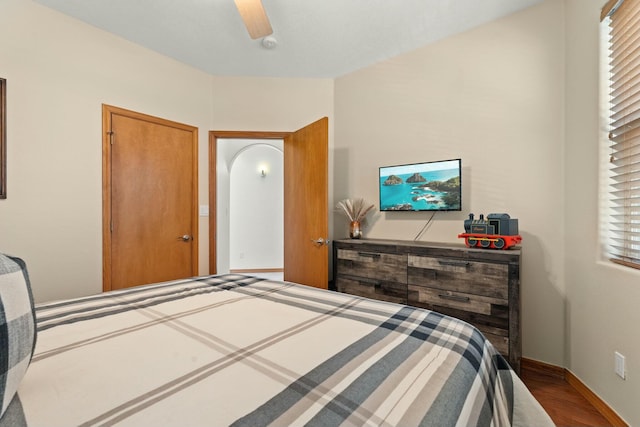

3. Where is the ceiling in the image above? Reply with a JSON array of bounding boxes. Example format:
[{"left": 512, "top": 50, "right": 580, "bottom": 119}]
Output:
[{"left": 33, "top": 0, "right": 544, "bottom": 79}]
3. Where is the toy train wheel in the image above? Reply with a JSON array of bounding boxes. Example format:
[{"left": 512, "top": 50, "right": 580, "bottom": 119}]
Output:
[
  {"left": 493, "top": 238, "right": 505, "bottom": 249},
  {"left": 466, "top": 237, "right": 478, "bottom": 247},
  {"left": 480, "top": 239, "right": 491, "bottom": 248}
]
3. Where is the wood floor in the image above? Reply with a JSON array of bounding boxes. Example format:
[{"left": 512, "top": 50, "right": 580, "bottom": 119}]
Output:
[{"left": 521, "top": 365, "right": 613, "bottom": 427}]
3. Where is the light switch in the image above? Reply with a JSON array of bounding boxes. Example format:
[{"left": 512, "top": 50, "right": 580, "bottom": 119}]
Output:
[{"left": 199, "top": 205, "right": 209, "bottom": 217}]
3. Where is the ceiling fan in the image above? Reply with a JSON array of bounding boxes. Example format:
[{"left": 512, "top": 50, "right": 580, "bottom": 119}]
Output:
[{"left": 234, "top": 0, "right": 273, "bottom": 39}]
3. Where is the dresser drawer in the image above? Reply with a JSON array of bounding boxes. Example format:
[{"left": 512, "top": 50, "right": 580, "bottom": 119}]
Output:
[
  {"left": 407, "top": 285, "right": 508, "bottom": 317},
  {"left": 336, "top": 276, "right": 406, "bottom": 304},
  {"left": 336, "top": 249, "right": 407, "bottom": 283},
  {"left": 407, "top": 255, "right": 508, "bottom": 299},
  {"left": 408, "top": 294, "right": 510, "bottom": 356}
]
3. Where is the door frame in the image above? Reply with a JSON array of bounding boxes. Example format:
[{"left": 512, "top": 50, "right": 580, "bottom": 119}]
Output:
[
  {"left": 103, "top": 104, "right": 199, "bottom": 291},
  {"left": 208, "top": 131, "right": 290, "bottom": 274}
]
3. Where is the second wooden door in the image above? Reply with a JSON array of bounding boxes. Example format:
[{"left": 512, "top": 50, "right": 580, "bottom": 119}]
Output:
[{"left": 103, "top": 105, "right": 198, "bottom": 291}]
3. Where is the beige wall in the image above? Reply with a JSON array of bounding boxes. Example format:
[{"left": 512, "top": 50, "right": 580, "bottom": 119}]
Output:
[
  {"left": 565, "top": 0, "right": 640, "bottom": 424},
  {"left": 0, "top": 0, "right": 213, "bottom": 302},
  {"left": 335, "top": 0, "right": 566, "bottom": 363},
  {"left": 0, "top": 0, "right": 334, "bottom": 302}
]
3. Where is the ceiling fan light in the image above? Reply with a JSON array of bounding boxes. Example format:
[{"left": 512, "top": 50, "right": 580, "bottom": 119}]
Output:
[
  {"left": 262, "top": 36, "right": 277, "bottom": 49},
  {"left": 234, "top": 0, "right": 273, "bottom": 39}
]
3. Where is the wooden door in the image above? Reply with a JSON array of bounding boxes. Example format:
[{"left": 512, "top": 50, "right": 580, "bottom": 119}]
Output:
[
  {"left": 103, "top": 105, "right": 198, "bottom": 291},
  {"left": 208, "top": 118, "right": 329, "bottom": 289},
  {"left": 283, "top": 118, "right": 329, "bottom": 289}
]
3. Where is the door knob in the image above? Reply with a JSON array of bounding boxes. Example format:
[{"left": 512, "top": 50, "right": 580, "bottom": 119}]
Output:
[
  {"left": 178, "top": 234, "right": 192, "bottom": 242},
  {"left": 311, "top": 238, "right": 329, "bottom": 246}
]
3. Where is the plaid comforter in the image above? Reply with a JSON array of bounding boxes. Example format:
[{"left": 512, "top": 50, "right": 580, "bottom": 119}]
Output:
[{"left": 4, "top": 274, "right": 551, "bottom": 426}]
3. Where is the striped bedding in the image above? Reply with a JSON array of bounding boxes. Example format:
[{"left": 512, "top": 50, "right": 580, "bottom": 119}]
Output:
[{"left": 3, "top": 274, "right": 552, "bottom": 426}]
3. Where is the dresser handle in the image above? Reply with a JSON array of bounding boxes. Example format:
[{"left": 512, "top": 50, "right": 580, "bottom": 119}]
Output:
[
  {"left": 354, "top": 276, "right": 380, "bottom": 286},
  {"left": 358, "top": 252, "right": 381, "bottom": 259},
  {"left": 438, "top": 293, "right": 470, "bottom": 303},
  {"left": 437, "top": 259, "right": 470, "bottom": 267}
]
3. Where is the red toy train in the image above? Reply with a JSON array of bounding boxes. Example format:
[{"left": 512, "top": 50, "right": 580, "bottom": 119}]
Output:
[{"left": 458, "top": 213, "right": 522, "bottom": 250}]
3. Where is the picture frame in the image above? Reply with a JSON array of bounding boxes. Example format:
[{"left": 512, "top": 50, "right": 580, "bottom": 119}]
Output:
[{"left": 0, "top": 78, "right": 5, "bottom": 199}]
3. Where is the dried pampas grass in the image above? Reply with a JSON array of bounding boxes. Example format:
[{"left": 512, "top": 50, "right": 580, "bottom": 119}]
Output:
[{"left": 336, "top": 198, "right": 375, "bottom": 223}]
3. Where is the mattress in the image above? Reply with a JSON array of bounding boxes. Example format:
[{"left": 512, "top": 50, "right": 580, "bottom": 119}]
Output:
[{"left": 2, "top": 274, "right": 553, "bottom": 426}]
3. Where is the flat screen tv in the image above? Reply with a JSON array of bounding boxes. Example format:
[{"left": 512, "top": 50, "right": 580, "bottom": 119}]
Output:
[{"left": 379, "top": 158, "right": 461, "bottom": 211}]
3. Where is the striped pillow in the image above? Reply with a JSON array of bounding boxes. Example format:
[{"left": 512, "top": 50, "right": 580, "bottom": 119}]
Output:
[{"left": 0, "top": 254, "right": 36, "bottom": 419}]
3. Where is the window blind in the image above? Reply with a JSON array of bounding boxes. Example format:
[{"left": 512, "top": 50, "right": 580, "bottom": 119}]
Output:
[{"left": 603, "top": 0, "right": 640, "bottom": 269}]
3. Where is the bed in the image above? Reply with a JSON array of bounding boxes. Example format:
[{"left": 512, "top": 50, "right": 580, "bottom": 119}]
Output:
[{"left": 0, "top": 254, "right": 553, "bottom": 426}]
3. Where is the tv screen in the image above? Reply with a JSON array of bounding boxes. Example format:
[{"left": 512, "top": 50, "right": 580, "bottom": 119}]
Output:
[{"left": 379, "top": 159, "right": 461, "bottom": 211}]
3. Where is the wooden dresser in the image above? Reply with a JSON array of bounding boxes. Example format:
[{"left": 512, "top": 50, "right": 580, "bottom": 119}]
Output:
[{"left": 332, "top": 238, "right": 522, "bottom": 373}]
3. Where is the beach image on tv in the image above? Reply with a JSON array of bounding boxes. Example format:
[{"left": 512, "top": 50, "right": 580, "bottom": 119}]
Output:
[{"left": 379, "top": 160, "right": 461, "bottom": 211}]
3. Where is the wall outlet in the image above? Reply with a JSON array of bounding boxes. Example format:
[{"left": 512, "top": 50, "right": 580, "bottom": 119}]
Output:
[{"left": 615, "top": 351, "right": 626, "bottom": 380}]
